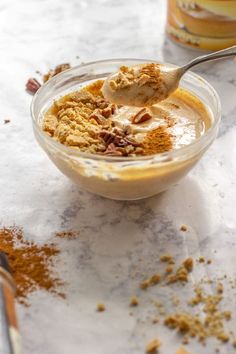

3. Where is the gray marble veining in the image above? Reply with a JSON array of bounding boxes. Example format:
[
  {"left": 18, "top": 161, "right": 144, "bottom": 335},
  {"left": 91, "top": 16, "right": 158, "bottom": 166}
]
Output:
[{"left": 0, "top": 0, "right": 236, "bottom": 353}]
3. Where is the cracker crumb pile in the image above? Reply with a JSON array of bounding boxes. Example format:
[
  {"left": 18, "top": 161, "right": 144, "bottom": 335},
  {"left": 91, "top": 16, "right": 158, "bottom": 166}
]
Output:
[
  {"left": 166, "top": 257, "right": 193, "bottom": 284},
  {"left": 164, "top": 284, "right": 231, "bottom": 344},
  {"left": 134, "top": 253, "right": 236, "bottom": 351},
  {"left": 109, "top": 64, "right": 163, "bottom": 92}
]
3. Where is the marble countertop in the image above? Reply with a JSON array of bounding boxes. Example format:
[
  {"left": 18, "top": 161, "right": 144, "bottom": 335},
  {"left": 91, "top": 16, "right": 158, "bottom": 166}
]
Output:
[{"left": 0, "top": 0, "right": 236, "bottom": 353}]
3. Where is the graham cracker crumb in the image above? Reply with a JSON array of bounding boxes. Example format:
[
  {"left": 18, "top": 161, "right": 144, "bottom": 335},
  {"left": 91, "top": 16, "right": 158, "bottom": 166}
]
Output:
[
  {"left": 175, "top": 348, "right": 190, "bottom": 354},
  {"left": 216, "top": 283, "right": 224, "bottom": 294},
  {"left": 140, "top": 274, "right": 161, "bottom": 290},
  {"left": 130, "top": 296, "right": 139, "bottom": 306},
  {"left": 166, "top": 258, "right": 193, "bottom": 284},
  {"left": 165, "top": 265, "right": 174, "bottom": 274},
  {"left": 145, "top": 338, "right": 161, "bottom": 353},
  {"left": 110, "top": 63, "right": 162, "bottom": 92},
  {"left": 4, "top": 119, "right": 10, "bottom": 124},
  {"left": 198, "top": 256, "right": 205, "bottom": 263},
  {"left": 96, "top": 303, "right": 105, "bottom": 312},
  {"left": 223, "top": 311, "right": 231, "bottom": 320},
  {"left": 42, "top": 80, "right": 150, "bottom": 157},
  {"left": 183, "top": 258, "right": 193, "bottom": 272},
  {"left": 207, "top": 259, "right": 212, "bottom": 264},
  {"left": 180, "top": 225, "right": 188, "bottom": 232},
  {"left": 217, "top": 332, "right": 229, "bottom": 343},
  {"left": 160, "top": 255, "right": 175, "bottom": 264}
]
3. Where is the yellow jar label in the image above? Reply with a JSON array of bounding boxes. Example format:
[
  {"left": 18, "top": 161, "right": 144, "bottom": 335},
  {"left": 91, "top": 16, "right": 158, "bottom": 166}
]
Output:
[{"left": 166, "top": 0, "right": 236, "bottom": 50}]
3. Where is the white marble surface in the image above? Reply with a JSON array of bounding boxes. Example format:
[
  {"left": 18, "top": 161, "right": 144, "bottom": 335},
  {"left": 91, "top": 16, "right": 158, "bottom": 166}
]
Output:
[{"left": 0, "top": 0, "right": 236, "bottom": 353}]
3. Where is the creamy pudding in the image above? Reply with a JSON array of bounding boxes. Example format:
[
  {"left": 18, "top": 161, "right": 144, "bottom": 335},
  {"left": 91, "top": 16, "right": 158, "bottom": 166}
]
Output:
[{"left": 43, "top": 79, "right": 211, "bottom": 158}]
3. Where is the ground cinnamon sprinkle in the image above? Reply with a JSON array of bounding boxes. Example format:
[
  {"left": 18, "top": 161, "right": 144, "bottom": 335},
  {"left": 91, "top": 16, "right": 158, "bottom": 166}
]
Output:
[
  {"left": 0, "top": 226, "right": 64, "bottom": 306},
  {"left": 142, "top": 126, "right": 173, "bottom": 155}
]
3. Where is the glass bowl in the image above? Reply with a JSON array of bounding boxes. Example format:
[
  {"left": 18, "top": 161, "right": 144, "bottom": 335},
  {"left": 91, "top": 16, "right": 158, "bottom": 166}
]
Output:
[{"left": 31, "top": 59, "right": 221, "bottom": 200}]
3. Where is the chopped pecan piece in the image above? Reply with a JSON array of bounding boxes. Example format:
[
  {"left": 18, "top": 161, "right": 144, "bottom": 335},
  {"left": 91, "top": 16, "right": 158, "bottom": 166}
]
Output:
[
  {"left": 99, "top": 130, "right": 116, "bottom": 145},
  {"left": 26, "top": 78, "right": 41, "bottom": 94},
  {"left": 131, "top": 108, "right": 152, "bottom": 124},
  {"left": 96, "top": 98, "right": 109, "bottom": 109},
  {"left": 89, "top": 110, "right": 107, "bottom": 125},
  {"left": 113, "top": 136, "right": 128, "bottom": 147},
  {"left": 103, "top": 143, "right": 123, "bottom": 156},
  {"left": 102, "top": 107, "right": 113, "bottom": 118},
  {"left": 110, "top": 104, "right": 116, "bottom": 114}
]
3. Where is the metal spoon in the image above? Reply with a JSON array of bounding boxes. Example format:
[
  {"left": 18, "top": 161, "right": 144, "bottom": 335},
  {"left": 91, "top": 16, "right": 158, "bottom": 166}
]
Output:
[{"left": 102, "top": 45, "right": 236, "bottom": 107}]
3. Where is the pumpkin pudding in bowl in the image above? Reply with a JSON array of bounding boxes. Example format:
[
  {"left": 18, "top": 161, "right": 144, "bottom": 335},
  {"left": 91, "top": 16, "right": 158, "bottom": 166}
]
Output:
[{"left": 31, "top": 59, "right": 220, "bottom": 200}]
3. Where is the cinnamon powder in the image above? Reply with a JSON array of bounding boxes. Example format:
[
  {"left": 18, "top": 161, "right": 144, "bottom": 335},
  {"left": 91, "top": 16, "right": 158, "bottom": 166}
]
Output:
[
  {"left": 142, "top": 126, "right": 173, "bottom": 155},
  {"left": 0, "top": 226, "right": 64, "bottom": 306}
]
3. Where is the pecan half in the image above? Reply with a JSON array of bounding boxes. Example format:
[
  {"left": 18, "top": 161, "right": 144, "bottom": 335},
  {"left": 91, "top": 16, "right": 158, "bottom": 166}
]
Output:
[
  {"left": 131, "top": 108, "right": 152, "bottom": 124},
  {"left": 26, "top": 78, "right": 41, "bottom": 94}
]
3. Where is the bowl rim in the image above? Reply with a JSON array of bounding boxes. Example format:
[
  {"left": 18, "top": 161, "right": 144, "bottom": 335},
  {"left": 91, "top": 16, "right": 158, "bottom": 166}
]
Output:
[{"left": 31, "top": 58, "right": 221, "bottom": 163}]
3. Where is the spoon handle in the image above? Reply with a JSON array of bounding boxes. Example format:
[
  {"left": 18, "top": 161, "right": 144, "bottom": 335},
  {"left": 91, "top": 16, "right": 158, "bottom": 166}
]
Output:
[{"left": 180, "top": 45, "right": 236, "bottom": 74}]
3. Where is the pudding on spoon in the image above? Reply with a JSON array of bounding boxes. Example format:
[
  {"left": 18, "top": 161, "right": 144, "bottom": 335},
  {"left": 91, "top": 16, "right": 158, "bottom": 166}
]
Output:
[
  {"left": 102, "top": 45, "right": 236, "bottom": 107},
  {"left": 102, "top": 63, "right": 180, "bottom": 107}
]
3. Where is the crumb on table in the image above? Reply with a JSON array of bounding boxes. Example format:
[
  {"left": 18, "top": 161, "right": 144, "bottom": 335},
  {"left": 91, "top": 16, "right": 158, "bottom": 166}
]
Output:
[
  {"left": 96, "top": 303, "right": 105, "bottom": 312},
  {"left": 130, "top": 296, "right": 139, "bottom": 306},
  {"left": 180, "top": 224, "right": 188, "bottom": 232},
  {"left": 175, "top": 347, "right": 190, "bottom": 354},
  {"left": 145, "top": 339, "right": 161, "bottom": 353}
]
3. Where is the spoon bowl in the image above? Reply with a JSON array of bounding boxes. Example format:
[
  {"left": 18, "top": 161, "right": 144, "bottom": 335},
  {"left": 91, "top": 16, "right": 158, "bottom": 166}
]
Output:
[
  {"left": 102, "top": 45, "right": 236, "bottom": 107},
  {"left": 102, "top": 64, "right": 181, "bottom": 107}
]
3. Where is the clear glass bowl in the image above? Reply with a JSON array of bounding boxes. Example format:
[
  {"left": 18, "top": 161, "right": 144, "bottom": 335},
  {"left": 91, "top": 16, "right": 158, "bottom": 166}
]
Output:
[{"left": 31, "top": 59, "right": 221, "bottom": 200}]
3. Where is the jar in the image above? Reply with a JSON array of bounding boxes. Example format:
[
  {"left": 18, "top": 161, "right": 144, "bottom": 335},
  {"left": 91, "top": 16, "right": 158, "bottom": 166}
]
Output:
[{"left": 166, "top": 0, "right": 236, "bottom": 51}]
